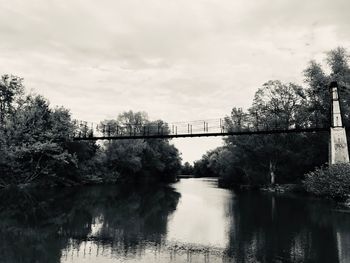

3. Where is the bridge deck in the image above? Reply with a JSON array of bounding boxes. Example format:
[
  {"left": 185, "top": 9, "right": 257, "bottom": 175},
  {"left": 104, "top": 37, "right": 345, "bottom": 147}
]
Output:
[{"left": 73, "top": 127, "right": 328, "bottom": 141}]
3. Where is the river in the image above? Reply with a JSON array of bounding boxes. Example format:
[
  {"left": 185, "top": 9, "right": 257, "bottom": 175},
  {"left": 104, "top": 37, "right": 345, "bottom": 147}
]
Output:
[{"left": 1, "top": 178, "right": 350, "bottom": 263}]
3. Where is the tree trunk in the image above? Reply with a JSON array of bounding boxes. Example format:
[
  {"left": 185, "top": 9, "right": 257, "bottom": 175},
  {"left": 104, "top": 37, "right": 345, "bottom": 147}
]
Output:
[{"left": 269, "top": 160, "right": 276, "bottom": 185}]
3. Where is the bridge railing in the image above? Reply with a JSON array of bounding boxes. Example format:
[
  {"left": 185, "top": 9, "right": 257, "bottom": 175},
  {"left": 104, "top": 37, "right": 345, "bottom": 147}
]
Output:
[{"left": 71, "top": 118, "right": 328, "bottom": 140}]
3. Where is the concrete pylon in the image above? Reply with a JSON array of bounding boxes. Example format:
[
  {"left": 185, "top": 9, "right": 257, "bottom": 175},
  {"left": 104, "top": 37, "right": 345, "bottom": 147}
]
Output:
[{"left": 329, "top": 81, "right": 350, "bottom": 164}]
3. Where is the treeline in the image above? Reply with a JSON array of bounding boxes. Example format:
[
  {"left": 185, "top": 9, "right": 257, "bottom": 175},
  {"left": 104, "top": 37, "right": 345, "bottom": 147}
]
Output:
[
  {"left": 194, "top": 47, "right": 350, "bottom": 186},
  {"left": 0, "top": 77, "right": 181, "bottom": 188}
]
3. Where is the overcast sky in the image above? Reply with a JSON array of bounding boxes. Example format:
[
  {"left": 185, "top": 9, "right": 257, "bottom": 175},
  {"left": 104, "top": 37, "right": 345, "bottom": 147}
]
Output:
[{"left": 1, "top": 0, "right": 350, "bottom": 162}]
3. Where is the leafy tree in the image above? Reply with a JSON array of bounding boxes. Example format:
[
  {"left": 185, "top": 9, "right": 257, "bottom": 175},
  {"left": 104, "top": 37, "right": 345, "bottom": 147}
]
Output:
[
  {"left": 194, "top": 47, "right": 350, "bottom": 186},
  {"left": 303, "top": 60, "right": 329, "bottom": 127},
  {"left": 0, "top": 74, "right": 181, "bottom": 188},
  {"left": 181, "top": 161, "right": 194, "bottom": 174},
  {"left": 99, "top": 111, "right": 181, "bottom": 184},
  {"left": 218, "top": 80, "right": 311, "bottom": 185},
  {"left": 304, "top": 163, "right": 350, "bottom": 200},
  {"left": 0, "top": 74, "right": 24, "bottom": 124},
  {"left": 1, "top": 94, "right": 79, "bottom": 186}
]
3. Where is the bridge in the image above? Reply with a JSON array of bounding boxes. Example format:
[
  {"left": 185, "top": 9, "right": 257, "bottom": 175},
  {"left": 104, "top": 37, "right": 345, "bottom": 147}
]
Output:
[
  {"left": 72, "top": 120, "right": 329, "bottom": 140},
  {"left": 73, "top": 81, "right": 349, "bottom": 165}
]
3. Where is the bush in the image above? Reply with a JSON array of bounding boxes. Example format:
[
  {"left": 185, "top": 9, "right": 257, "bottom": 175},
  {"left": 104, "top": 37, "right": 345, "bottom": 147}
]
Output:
[{"left": 303, "top": 163, "right": 350, "bottom": 200}]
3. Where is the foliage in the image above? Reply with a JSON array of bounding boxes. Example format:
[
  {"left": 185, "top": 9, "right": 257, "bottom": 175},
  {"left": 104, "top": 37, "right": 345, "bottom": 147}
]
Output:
[
  {"left": 181, "top": 161, "right": 194, "bottom": 175},
  {"left": 100, "top": 111, "right": 181, "bottom": 184},
  {"left": 193, "top": 148, "right": 222, "bottom": 177},
  {"left": 0, "top": 76, "right": 181, "bottom": 188},
  {"left": 0, "top": 74, "right": 24, "bottom": 123},
  {"left": 0, "top": 92, "right": 80, "bottom": 186},
  {"left": 194, "top": 47, "right": 350, "bottom": 187},
  {"left": 303, "top": 163, "right": 350, "bottom": 200}
]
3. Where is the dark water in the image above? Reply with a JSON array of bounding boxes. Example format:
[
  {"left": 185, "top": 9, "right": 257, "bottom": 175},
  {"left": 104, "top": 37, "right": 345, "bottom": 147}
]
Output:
[{"left": 1, "top": 178, "right": 350, "bottom": 263}]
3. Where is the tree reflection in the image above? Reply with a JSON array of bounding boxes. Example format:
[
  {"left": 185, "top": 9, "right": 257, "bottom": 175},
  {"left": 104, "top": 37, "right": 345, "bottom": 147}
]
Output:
[
  {"left": 0, "top": 185, "right": 180, "bottom": 263},
  {"left": 225, "top": 191, "right": 350, "bottom": 263}
]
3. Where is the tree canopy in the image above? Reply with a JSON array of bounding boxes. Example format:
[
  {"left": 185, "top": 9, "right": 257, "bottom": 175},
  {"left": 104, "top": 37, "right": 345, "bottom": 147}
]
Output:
[
  {"left": 194, "top": 47, "right": 350, "bottom": 186},
  {"left": 0, "top": 80, "right": 182, "bottom": 188}
]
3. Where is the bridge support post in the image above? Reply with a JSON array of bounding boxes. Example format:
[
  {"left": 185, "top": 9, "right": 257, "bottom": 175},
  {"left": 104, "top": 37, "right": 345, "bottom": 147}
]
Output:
[{"left": 329, "top": 81, "right": 349, "bottom": 164}]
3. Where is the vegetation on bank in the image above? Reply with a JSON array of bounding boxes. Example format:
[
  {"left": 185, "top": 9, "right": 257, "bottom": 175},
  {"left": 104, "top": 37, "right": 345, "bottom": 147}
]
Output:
[
  {"left": 0, "top": 75, "right": 181, "bottom": 188},
  {"left": 193, "top": 47, "right": 350, "bottom": 198},
  {"left": 181, "top": 161, "right": 194, "bottom": 175},
  {"left": 304, "top": 164, "right": 350, "bottom": 200}
]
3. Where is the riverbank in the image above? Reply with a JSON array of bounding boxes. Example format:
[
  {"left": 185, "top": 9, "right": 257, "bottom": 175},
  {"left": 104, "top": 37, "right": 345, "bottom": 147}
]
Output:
[
  {"left": 2, "top": 173, "right": 179, "bottom": 192},
  {"left": 218, "top": 177, "right": 350, "bottom": 208},
  {"left": 218, "top": 179, "right": 305, "bottom": 194}
]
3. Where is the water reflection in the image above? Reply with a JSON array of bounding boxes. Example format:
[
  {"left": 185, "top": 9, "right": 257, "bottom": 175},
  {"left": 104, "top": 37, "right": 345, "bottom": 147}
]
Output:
[
  {"left": 167, "top": 178, "right": 233, "bottom": 247},
  {"left": 0, "top": 179, "right": 350, "bottom": 263},
  {"left": 0, "top": 185, "right": 180, "bottom": 263},
  {"left": 227, "top": 191, "right": 350, "bottom": 263}
]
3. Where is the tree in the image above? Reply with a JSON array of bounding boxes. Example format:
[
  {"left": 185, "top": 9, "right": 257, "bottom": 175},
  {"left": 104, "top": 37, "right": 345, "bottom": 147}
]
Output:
[
  {"left": 303, "top": 60, "right": 329, "bottom": 127},
  {"left": 197, "top": 48, "right": 350, "bottom": 187},
  {"left": 0, "top": 76, "right": 181, "bottom": 188},
  {"left": 1, "top": 95, "right": 79, "bottom": 186},
  {"left": 250, "top": 80, "right": 306, "bottom": 130},
  {"left": 225, "top": 107, "right": 247, "bottom": 131},
  {"left": 99, "top": 111, "right": 181, "bottom": 184},
  {"left": 181, "top": 162, "right": 194, "bottom": 174},
  {"left": 221, "top": 80, "right": 311, "bottom": 185},
  {"left": 0, "top": 74, "right": 24, "bottom": 124}
]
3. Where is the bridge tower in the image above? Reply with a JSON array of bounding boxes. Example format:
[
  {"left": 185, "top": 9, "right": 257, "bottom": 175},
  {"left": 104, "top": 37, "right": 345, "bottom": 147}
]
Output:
[{"left": 329, "top": 81, "right": 349, "bottom": 164}]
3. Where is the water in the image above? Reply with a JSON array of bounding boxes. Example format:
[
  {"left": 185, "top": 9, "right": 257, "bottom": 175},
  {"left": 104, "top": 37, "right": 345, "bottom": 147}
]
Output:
[{"left": 1, "top": 178, "right": 350, "bottom": 263}]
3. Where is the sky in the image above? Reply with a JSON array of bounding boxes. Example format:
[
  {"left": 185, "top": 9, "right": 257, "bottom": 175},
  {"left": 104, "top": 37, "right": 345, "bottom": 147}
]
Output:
[{"left": 1, "top": 0, "right": 350, "bottom": 163}]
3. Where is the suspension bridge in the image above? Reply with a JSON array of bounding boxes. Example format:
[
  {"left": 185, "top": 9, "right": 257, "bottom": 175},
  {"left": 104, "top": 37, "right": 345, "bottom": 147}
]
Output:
[
  {"left": 72, "top": 117, "right": 329, "bottom": 141},
  {"left": 72, "top": 81, "right": 349, "bottom": 165}
]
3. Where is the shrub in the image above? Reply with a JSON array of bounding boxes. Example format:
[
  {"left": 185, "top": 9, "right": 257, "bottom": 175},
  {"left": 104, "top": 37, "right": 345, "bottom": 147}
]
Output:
[{"left": 303, "top": 163, "right": 350, "bottom": 200}]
